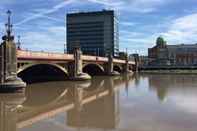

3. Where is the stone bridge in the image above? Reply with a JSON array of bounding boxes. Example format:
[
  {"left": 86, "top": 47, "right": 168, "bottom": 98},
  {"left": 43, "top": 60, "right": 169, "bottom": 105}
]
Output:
[{"left": 16, "top": 49, "right": 137, "bottom": 82}]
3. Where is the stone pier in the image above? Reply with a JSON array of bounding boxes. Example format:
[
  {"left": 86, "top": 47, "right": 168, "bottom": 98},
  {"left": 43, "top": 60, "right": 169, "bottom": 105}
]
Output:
[
  {"left": 68, "top": 46, "right": 91, "bottom": 80},
  {"left": 123, "top": 54, "right": 133, "bottom": 74},
  {"left": 133, "top": 54, "right": 139, "bottom": 72},
  {"left": 107, "top": 54, "right": 120, "bottom": 76}
]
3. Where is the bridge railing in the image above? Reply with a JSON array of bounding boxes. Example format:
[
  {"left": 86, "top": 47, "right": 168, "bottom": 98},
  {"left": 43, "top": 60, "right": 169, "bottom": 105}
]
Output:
[
  {"left": 113, "top": 59, "right": 126, "bottom": 64},
  {"left": 82, "top": 55, "right": 108, "bottom": 62},
  {"left": 17, "top": 50, "right": 74, "bottom": 61},
  {"left": 82, "top": 55, "right": 135, "bottom": 64},
  {"left": 128, "top": 61, "right": 135, "bottom": 65},
  {"left": 17, "top": 50, "right": 135, "bottom": 64}
]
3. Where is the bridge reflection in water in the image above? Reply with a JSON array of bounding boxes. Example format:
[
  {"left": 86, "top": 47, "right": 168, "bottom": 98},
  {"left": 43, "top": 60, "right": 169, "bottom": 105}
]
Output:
[
  {"left": 0, "top": 92, "right": 26, "bottom": 131},
  {"left": 1, "top": 74, "right": 197, "bottom": 131},
  {"left": 0, "top": 74, "right": 134, "bottom": 131}
]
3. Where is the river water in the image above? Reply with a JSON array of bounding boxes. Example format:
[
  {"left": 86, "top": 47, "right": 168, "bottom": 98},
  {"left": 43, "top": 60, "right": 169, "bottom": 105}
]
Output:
[{"left": 0, "top": 74, "right": 197, "bottom": 131}]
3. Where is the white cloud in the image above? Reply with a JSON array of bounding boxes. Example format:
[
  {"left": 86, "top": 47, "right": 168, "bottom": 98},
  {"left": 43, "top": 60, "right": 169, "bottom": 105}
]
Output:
[
  {"left": 120, "top": 30, "right": 157, "bottom": 45},
  {"left": 20, "top": 25, "right": 65, "bottom": 52},
  {"left": 23, "top": 12, "right": 65, "bottom": 23},
  {"left": 119, "top": 30, "right": 158, "bottom": 55},
  {"left": 121, "top": 21, "right": 136, "bottom": 27},
  {"left": 0, "top": 22, "right": 4, "bottom": 30},
  {"left": 168, "top": 89, "right": 197, "bottom": 114},
  {"left": 87, "top": 0, "right": 122, "bottom": 6},
  {"left": 162, "top": 13, "right": 197, "bottom": 44},
  {"left": 0, "top": 22, "right": 6, "bottom": 38},
  {"left": 15, "top": 0, "right": 75, "bottom": 26},
  {"left": 87, "top": 0, "right": 170, "bottom": 13}
]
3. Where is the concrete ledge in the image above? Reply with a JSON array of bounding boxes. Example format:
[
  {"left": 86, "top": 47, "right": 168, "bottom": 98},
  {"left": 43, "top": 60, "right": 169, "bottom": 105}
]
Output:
[
  {"left": 126, "top": 70, "right": 134, "bottom": 74},
  {"left": 0, "top": 77, "right": 26, "bottom": 93},
  {"left": 108, "top": 71, "right": 120, "bottom": 76},
  {"left": 69, "top": 73, "right": 91, "bottom": 81},
  {"left": 140, "top": 69, "right": 197, "bottom": 74}
]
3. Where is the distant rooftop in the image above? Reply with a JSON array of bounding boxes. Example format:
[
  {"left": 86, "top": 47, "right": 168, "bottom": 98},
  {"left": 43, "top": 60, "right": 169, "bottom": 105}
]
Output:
[
  {"left": 67, "top": 9, "right": 114, "bottom": 17},
  {"left": 167, "top": 44, "right": 197, "bottom": 48}
]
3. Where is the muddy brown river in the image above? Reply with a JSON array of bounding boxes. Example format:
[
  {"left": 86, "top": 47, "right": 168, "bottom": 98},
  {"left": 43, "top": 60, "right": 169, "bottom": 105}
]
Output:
[{"left": 1, "top": 74, "right": 197, "bottom": 131}]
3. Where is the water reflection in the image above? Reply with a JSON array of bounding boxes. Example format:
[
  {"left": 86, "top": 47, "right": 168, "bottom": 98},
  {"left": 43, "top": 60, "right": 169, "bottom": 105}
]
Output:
[
  {"left": 0, "top": 74, "right": 197, "bottom": 131},
  {"left": 19, "top": 75, "right": 132, "bottom": 130},
  {"left": 147, "top": 74, "right": 197, "bottom": 102},
  {"left": 67, "top": 77, "right": 120, "bottom": 129},
  {"left": 0, "top": 92, "right": 26, "bottom": 131}
]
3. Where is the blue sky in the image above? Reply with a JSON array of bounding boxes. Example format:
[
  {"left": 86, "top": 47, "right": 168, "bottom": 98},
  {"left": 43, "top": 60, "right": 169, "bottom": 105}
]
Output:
[{"left": 0, "top": 0, "right": 197, "bottom": 55}]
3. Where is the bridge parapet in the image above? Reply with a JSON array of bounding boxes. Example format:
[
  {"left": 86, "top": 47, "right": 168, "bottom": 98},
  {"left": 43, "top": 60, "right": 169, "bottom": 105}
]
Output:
[
  {"left": 82, "top": 55, "right": 108, "bottom": 62},
  {"left": 113, "top": 59, "right": 126, "bottom": 64},
  {"left": 128, "top": 61, "right": 135, "bottom": 65},
  {"left": 17, "top": 50, "right": 74, "bottom": 61},
  {"left": 17, "top": 50, "right": 135, "bottom": 65}
]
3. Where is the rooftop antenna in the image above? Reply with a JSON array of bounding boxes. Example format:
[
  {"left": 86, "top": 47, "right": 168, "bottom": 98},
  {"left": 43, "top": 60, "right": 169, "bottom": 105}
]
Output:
[{"left": 17, "top": 35, "right": 21, "bottom": 49}]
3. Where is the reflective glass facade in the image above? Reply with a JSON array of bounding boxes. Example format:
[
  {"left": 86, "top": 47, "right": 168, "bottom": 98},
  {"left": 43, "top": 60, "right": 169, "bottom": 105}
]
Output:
[{"left": 67, "top": 10, "right": 119, "bottom": 57}]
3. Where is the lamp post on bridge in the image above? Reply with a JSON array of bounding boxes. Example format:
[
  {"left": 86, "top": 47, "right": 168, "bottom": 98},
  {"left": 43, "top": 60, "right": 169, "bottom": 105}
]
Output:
[
  {"left": 17, "top": 35, "right": 21, "bottom": 50},
  {"left": 0, "top": 10, "right": 26, "bottom": 92}
]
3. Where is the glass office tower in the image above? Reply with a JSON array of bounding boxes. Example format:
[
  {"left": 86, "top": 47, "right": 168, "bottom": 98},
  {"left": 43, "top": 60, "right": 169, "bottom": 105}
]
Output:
[{"left": 67, "top": 10, "right": 119, "bottom": 57}]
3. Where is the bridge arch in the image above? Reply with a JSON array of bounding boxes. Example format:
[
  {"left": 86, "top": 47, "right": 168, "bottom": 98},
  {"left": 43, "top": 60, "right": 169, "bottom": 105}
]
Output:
[
  {"left": 17, "top": 63, "right": 68, "bottom": 83},
  {"left": 83, "top": 63, "right": 105, "bottom": 76},
  {"left": 113, "top": 65, "right": 123, "bottom": 73}
]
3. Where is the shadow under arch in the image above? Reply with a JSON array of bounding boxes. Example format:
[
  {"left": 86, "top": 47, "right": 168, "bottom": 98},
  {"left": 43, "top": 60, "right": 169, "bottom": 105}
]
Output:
[
  {"left": 17, "top": 63, "right": 68, "bottom": 83},
  {"left": 113, "top": 65, "right": 122, "bottom": 73},
  {"left": 83, "top": 63, "right": 105, "bottom": 76}
]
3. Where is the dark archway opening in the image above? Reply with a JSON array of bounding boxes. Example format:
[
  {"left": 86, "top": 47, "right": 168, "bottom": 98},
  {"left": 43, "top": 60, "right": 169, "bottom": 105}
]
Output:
[
  {"left": 83, "top": 64, "right": 105, "bottom": 76},
  {"left": 129, "top": 65, "right": 133, "bottom": 71},
  {"left": 114, "top": 65, "right": 122, "bottom": 73},
  {"left": 18, "top": 64, "right": 68, "bottom": 84}
]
